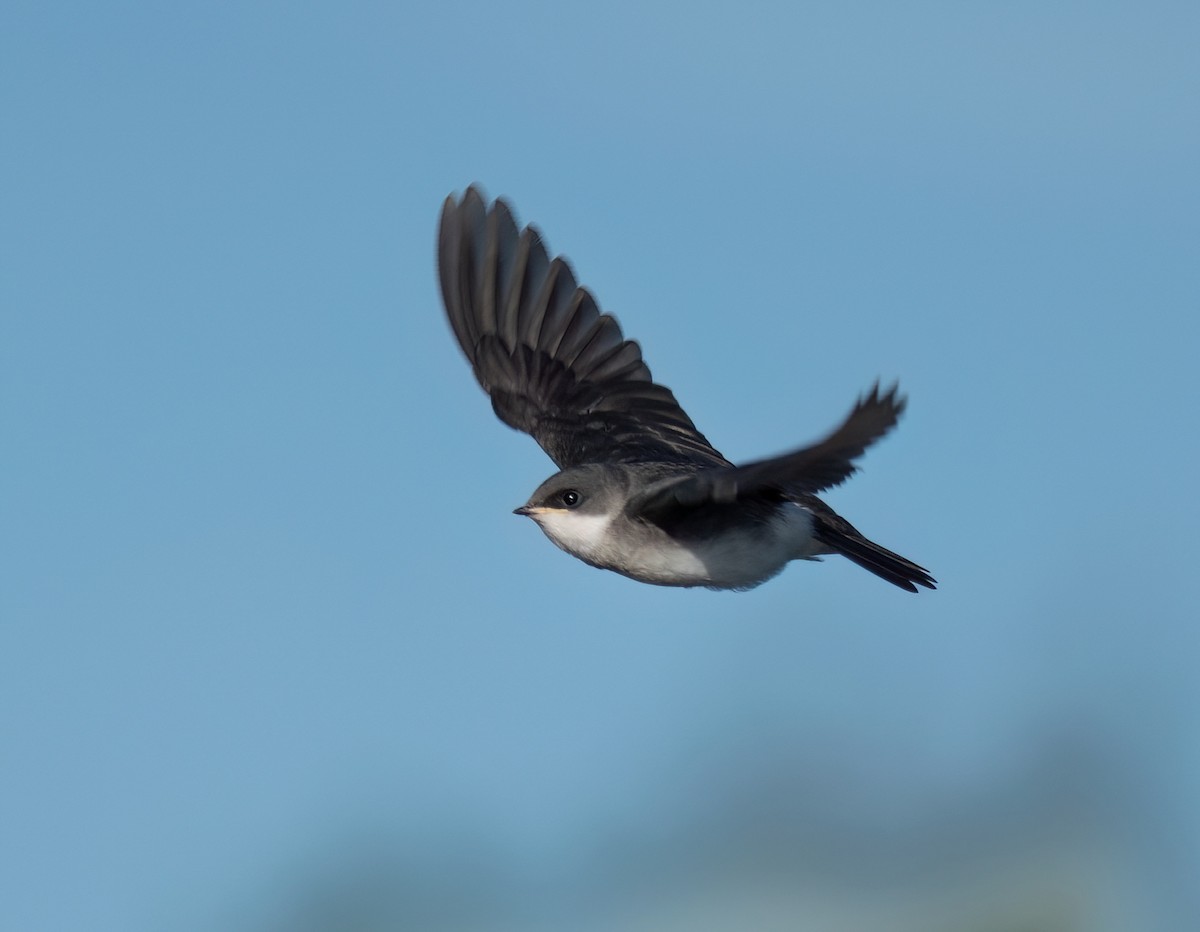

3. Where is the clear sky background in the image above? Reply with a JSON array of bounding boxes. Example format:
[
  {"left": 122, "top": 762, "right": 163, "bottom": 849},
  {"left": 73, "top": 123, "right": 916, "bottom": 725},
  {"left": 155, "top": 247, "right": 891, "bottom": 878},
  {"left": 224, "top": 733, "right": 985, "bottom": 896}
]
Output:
[{"left": 3, "top": 2, "right": 1197, "bottom": 930}]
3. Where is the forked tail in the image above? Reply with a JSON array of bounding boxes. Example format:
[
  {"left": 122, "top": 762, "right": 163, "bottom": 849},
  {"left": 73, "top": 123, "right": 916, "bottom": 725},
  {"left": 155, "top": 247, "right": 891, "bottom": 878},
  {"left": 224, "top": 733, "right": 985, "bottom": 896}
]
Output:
[{"left": 812, "top": 513, "right": 936, "bottom": 593}]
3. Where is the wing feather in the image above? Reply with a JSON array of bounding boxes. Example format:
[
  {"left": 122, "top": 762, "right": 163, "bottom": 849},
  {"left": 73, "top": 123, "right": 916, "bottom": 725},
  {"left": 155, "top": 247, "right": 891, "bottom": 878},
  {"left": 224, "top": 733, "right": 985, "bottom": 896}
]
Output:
[
  {"left": 631, "top": 383, "right": 907, "bottom": 520},
  {"left": 438, "top": 186, "right": 729, "bottom": 469}
]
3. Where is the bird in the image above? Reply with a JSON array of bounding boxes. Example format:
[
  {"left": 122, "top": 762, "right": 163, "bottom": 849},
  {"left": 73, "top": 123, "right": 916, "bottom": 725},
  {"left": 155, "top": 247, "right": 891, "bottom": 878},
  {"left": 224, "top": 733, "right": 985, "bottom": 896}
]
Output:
[{"left": 436, "top": 186, "right": 935, "bottom": 592}]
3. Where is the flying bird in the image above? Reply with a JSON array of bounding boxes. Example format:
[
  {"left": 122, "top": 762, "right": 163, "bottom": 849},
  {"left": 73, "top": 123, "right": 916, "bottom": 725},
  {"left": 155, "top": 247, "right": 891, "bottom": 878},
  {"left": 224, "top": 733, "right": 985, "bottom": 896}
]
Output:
[{"left": 437, "top": 186, "right": 935, "bottom": 592}]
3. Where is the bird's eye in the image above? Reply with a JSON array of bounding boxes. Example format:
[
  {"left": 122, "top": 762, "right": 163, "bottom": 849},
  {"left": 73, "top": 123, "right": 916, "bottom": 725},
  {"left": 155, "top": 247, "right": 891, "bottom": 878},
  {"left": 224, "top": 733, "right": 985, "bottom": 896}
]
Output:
[{"left": 561, "top": 489, "right": 581, "bottom": 508}]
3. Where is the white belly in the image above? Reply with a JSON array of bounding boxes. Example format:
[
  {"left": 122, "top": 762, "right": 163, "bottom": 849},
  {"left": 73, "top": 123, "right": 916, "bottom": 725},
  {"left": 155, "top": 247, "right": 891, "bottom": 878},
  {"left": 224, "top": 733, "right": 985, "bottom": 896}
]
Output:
[{"left": 610, "top": 503, "right": 820, "bottom": 590}]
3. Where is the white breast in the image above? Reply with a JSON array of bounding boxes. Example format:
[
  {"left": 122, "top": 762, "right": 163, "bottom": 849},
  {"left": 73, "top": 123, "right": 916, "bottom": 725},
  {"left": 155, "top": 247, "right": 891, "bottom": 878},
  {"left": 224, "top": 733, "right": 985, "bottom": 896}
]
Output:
[{"left": 532, "top": 502, "right": 821, "bottom": 590}]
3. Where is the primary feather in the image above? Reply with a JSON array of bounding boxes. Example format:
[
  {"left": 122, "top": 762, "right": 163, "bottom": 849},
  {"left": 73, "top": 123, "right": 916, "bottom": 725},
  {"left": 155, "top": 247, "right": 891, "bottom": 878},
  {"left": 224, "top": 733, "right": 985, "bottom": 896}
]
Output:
[{"left": 438, "top": 186, "right": 728, "bottom": 469}]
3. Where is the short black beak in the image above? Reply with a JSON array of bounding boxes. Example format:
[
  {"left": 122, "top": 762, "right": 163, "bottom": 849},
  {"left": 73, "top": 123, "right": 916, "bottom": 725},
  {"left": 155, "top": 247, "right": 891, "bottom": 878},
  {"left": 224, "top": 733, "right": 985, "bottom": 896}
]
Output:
[{"left": 513, "top": 505, "right": 532, "bottom": 516}]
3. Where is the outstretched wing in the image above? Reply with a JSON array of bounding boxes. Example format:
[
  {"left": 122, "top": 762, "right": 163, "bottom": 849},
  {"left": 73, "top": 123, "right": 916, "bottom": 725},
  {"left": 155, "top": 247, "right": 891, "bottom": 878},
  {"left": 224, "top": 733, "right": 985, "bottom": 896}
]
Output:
[
  {"left": 438, "top": 186, "right": 729, "bottom": 470},
  {"left": 630, "top": 383, "right": 906, "bottom": 520}
]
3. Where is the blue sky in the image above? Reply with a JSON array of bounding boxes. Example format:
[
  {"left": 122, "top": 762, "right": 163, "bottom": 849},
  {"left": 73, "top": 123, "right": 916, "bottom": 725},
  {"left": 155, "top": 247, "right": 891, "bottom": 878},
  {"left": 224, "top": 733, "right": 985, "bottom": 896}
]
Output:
[{"left": 3, "top": 2, "right": 1198, "bottom": 929}]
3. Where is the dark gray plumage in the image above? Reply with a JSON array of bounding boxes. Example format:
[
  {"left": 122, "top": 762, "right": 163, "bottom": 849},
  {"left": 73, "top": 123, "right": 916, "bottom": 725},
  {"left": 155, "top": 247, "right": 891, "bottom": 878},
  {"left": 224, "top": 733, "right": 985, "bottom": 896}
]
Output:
[{"left": 438, "top": 186, "right": 935, "bottom": 592}]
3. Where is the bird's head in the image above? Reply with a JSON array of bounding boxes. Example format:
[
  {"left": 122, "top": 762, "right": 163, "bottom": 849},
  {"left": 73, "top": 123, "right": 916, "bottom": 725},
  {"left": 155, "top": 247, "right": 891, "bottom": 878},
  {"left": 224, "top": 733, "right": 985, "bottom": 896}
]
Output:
[{"left": 514, "top": 465, "right": 627, "bottom": 560}]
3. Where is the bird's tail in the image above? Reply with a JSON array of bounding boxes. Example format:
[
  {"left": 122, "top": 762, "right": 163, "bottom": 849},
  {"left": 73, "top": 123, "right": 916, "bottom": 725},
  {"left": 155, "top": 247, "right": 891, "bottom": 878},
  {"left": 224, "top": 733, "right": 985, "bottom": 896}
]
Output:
[{"left": 812, "top": 513, "right": 936, "bottom": 593}]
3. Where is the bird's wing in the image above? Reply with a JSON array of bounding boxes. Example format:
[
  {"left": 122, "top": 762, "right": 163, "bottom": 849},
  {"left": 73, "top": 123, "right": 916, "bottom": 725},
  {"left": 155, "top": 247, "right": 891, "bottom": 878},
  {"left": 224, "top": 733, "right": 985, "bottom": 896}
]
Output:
[
  {"left": 629, "top": 384, "right": 906, "bottom": 521},
  {"left": 438, "top": 186, "right": 730, "bottom": 470}
]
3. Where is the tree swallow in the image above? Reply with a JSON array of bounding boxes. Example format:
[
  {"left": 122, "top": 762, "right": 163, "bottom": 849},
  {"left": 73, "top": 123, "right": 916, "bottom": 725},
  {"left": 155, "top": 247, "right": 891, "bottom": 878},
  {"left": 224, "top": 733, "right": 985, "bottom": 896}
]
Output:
[{"left": 437, "top": 186, "right": 935, "bottom": 592}]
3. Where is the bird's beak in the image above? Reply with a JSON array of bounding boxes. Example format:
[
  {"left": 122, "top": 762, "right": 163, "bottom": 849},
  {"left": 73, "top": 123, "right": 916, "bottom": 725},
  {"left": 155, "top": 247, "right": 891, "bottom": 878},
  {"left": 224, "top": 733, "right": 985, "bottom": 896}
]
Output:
[{"left": 513, "top": 505, "right": 533, "bottom": 517}]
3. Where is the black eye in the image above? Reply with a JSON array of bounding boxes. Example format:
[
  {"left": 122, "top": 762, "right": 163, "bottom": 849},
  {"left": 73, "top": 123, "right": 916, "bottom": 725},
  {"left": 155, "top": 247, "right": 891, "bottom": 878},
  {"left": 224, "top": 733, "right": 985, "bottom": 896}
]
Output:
[{"left": 561, "top": 489, "right": 581, "bottom": 508}]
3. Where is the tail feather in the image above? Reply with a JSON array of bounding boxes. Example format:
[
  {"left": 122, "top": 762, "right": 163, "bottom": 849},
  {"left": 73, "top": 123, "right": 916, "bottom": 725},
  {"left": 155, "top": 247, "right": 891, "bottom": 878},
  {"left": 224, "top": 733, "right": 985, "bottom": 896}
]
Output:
[{"left": 813, "top": 516, "right": 936, "bottom": 593}]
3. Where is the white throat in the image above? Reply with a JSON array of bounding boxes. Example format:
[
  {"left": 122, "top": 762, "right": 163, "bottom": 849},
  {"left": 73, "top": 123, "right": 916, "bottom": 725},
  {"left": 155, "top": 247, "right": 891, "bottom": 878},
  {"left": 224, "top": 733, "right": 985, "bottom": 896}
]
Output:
[{"left": 533, "top": 509, "right": 615, "bottom": 560}]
